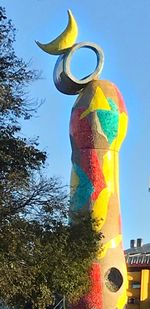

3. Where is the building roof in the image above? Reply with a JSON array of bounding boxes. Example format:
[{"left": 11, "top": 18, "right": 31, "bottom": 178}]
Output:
[
  {"left": 125, "top": 243, "right": 150, "bottom": 255},
  {"left": 125, "top": 243, "right": 150, "bottom": 267}
]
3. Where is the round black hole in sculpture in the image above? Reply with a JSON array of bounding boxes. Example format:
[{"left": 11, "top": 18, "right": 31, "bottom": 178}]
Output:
[{"left": 104, "top": 267, "right": 123, "bottom": 292}]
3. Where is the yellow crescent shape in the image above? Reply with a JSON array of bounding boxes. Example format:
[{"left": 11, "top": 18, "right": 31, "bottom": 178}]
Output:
[{"left": 35, "top": 10, "right": 78, "bottom": 55}]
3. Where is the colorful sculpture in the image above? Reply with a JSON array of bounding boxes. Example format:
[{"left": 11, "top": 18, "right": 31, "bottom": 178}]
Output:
[{"left": 36, "top": 10, "right": 128, "bottom": 309}]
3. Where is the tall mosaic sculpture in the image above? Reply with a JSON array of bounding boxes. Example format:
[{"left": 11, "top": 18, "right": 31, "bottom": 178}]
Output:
[{"left": 36, "top": 10, "right": 128, "bottom": 309}]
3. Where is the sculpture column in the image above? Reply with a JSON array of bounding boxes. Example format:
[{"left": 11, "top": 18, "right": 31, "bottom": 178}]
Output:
[
  {"left": 36, "top": 10, "right": 128, "bottom": 309},
  {"left": 69, "top": 79, "right": 128, "bottom": 309}
]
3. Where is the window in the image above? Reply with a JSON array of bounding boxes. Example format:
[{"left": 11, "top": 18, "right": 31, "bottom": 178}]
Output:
[
  {"left": 131, "top": 281, "right": 141, "bottom": 289},
  {"left": 128, "top": 298, "right": 140, "bottom": 304}
]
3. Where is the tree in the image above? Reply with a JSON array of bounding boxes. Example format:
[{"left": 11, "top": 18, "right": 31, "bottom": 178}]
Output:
[
  {"left": 0, "top": 5, "right": 46, "bottom": 220},
  {"left": 0, "top": 7, "right": 101, "bottom": 309},
  {"left": 0, "top": 176, "right": 100, "bottom": 308}
]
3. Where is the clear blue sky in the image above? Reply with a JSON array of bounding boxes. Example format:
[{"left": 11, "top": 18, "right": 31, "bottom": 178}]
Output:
[{"left": 3, "top": 0, "right": 150, "bottom": 248}]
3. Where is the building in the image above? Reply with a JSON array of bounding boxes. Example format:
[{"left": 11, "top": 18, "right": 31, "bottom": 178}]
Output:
[{"left": 125, "top": 239, "right": 150, "bottom": 309}]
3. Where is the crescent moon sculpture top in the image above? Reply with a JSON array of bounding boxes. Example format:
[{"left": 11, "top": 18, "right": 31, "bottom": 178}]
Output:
[{"left": 35, "top": 10, "right": 78, "bottom": 55}]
